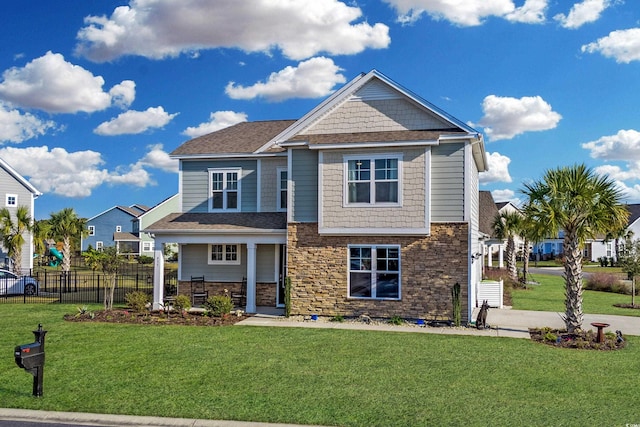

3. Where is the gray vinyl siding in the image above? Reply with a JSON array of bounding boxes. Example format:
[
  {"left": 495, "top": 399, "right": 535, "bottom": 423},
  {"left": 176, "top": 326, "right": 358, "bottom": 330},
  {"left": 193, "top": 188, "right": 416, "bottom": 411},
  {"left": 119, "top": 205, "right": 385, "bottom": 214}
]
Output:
[
  {"left": 291, "top": 149, "right": 318, "bottom": 222},
  {"left": 431, "top": 143, "right": 465, "bottom": 222},
  {"left": 181, "top": 244, "right": 277, "bottom": 283},
  {"left": 180, "top": 160, "right": 257, "bottom": 213},
  {"left": 0, "top": 167, "right": 36, "bottom": 271}
]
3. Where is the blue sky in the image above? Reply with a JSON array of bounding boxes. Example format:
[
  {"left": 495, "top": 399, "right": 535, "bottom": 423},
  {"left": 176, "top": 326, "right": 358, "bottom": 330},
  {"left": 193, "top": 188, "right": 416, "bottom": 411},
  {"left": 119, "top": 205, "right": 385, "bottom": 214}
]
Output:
[{"left": 1, "top": 0, "right": 639, "bottom": 219}]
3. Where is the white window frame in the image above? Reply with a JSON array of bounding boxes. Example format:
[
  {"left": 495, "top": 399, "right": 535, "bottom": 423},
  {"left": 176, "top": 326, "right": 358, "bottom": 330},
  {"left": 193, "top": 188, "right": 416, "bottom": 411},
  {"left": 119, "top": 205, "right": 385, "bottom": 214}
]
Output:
[
  {"left": 343, "top": 154, "right": 402, "bottom": 207},
  {"left": 208, "top": 168, "right": 241, "bottom": 212},
  {"left": 348, "top": 244, "right": 401, "bottom": 300},
  {"left": 96, "top": 241, "right": 103, "bottom": 251},
  {"left": 115, "top": 225, "right": 122, "bottom": 232},
  {"left": 277, "top": 167, "right": 287, "bottom": 212},
  {"left": 142, "top": 241, "right": 154, "bottom": 252},
  {"left": 5, "top": 194, "right": 17, "bottom": 207},
  {"left": 88, "top": 225, "right": 95, "bottom": 236},
  {"left": 208, "top": 244, "right": 241, "bottom": 265}
]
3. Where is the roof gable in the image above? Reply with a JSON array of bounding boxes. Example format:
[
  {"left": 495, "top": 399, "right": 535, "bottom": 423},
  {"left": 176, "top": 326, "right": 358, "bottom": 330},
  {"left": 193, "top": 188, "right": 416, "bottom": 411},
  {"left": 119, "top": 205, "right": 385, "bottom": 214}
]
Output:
[{"left": 0, "top": 157, "right": 41, "bottom": 197}]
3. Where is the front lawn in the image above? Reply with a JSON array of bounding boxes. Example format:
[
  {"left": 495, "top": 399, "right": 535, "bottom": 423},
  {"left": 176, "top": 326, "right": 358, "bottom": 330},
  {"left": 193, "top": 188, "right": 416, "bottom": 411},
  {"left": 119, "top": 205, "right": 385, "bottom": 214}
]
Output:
[
  {"left": 2, "top": 304, "right": 640, "bottom": 426},
  {"left": 512, "top": 274, "right": 640, "bottom": 316}
]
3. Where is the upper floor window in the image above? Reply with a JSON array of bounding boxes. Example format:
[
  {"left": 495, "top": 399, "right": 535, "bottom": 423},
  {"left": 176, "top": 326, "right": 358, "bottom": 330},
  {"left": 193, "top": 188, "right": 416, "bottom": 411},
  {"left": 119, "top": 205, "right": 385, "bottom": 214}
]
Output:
[
  {"left": 115, "top": 225, "right": 122, "bottom": 232},
  {"left": 88, "top": 225, "right": 95, "bottom": 236},
  {"left": 209, "top": 169, "right": 240, "bottom": 211},
  {"left": 208, "top": 244, "right": 240, "bottom": 265},
  {"left": 348, "top": 245, "right": 400, "bottom": 300},
  {"left": 345, "top": 155, "right": 401, "bottom": 206},
  {"left": 5, "top": 194, "right": 17, "bottom": 207},
  {"left": 277, "top": 168, "right": 287, "bottom": 211}
]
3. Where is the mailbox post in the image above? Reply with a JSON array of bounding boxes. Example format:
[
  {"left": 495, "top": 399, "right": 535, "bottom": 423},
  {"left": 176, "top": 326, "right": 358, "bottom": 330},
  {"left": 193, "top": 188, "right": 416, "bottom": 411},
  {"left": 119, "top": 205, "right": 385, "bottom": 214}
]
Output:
[{"left": 14, "top": 324, "right": 47, "bottom": 397}]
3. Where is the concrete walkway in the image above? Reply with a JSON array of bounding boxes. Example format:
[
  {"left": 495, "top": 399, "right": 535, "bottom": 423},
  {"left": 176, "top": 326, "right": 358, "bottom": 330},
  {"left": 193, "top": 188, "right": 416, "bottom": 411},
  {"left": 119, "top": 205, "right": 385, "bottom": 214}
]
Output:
[{"left": 238, "top": 307, "right": 640, "bottom": 338}]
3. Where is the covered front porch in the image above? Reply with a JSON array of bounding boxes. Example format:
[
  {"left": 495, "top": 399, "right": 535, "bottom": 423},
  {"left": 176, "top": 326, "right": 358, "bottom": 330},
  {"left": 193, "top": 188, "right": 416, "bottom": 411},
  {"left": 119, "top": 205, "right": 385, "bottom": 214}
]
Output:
[{"left": 145, "top": 212, "right": 287, "bottom": 313}]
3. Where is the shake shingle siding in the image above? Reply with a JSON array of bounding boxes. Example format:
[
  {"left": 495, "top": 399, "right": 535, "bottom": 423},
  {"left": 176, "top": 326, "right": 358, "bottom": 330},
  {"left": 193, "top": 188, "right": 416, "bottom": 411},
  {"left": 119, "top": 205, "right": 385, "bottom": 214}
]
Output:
[
  {"left": 290, "top": 149, "right": 318, "bottom": 222},
  {"left": 431, "top": 143, "right": 465, "bottom": 222}
]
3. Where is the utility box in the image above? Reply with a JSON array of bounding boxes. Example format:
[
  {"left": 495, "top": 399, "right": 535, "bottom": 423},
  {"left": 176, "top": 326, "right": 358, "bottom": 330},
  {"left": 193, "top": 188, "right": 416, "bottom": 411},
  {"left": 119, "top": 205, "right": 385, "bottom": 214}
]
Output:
[{"left": 14, "top": 324, "right": 47, "bottom": 397}]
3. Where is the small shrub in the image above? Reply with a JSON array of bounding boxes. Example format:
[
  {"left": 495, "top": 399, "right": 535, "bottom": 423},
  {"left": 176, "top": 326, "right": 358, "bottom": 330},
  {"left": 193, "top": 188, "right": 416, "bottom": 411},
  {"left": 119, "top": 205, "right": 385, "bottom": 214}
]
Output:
[
  {"left": 388, "top": 315, "right": 404, "bottom": 325},
  {"left": 585, "top": 272, "right": 625, "bottom": 294},
  {"left": 173, "top": 295, "right": 191, "bottom": 313},
  {"left": 204, "top": 295, "right": 233, "bottom": 317},
  {"left": 137, "top": 255, "right": 154, "bottom": 264},
  {"left": 330, "top": 314, "right": 344, "bottom": 322},
  {"left": 125, "top": 291, "right": 150, "bottom": 312},
  {"left": 543, "top": 331, "right": 557, "bottom": 342}
]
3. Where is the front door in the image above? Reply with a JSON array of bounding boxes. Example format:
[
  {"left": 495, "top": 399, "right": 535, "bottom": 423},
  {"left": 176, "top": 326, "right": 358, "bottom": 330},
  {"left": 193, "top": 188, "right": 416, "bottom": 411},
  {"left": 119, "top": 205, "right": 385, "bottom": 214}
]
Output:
[{"left": 276, "top": 244, "right": 286, "bottom": 307}]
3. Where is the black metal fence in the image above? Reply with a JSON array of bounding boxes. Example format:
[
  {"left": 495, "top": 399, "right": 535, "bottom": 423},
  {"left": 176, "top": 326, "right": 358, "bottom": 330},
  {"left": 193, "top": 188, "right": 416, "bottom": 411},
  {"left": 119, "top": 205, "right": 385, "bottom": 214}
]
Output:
[{"left": 0, "top": 269, "right": 178, "bottom": 305}]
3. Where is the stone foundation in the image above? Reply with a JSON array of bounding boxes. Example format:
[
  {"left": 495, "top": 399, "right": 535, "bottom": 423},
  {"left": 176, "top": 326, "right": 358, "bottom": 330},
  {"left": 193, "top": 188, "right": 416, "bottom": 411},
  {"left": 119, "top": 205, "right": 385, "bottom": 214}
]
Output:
[
  {"left": 286, "top": 222, "right": 469, "bottom": 322},
  {"left": 176, "top": 280, "right": 277, "bottom": 307}
]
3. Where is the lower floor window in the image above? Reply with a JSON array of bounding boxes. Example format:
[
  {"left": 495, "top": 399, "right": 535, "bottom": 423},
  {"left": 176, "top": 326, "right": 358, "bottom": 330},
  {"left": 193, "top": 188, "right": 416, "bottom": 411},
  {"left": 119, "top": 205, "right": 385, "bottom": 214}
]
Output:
[
  {"left": 348, "top": 245, "right": 400, "bottom": 299},
  {"left": 208, "top": 244, "right": 240, "bottom": 265}
]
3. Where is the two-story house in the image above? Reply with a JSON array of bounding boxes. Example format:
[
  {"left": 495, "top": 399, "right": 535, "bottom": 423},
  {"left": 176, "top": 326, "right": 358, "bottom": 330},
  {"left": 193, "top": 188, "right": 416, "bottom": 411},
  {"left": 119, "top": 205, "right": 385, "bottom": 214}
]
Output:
[
  {"left": 0, "top": 157, "right": 41, "bottom": 272},
  {"left": 147, "top": 70, "right": 487, "bottom": 323},
  {"left": 82, "top": 204, "right": 150, "bottom": 254}
]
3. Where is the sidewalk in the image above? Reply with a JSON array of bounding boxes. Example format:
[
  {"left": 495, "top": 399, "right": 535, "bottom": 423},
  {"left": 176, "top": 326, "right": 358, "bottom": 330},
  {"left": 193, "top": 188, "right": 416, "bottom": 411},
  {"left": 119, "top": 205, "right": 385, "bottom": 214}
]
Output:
[{"left": 0, "top": 408, "right": 330, "bottom": 427}]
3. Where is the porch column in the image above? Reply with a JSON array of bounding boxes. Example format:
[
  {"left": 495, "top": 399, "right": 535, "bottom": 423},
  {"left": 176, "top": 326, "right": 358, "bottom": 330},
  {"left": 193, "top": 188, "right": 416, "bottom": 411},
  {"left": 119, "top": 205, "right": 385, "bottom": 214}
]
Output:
[
  {"left": 498, "top": 244, "right": 504, "bottom": 269},
  {"left": 246, "top": 242, "right": 257, "bottom": 313},
  {"left": 487, "top": 245, "right": 493, "bottom": 267},
  {"left": 152, "top": 245, "right": 165, "bottom": 310}
]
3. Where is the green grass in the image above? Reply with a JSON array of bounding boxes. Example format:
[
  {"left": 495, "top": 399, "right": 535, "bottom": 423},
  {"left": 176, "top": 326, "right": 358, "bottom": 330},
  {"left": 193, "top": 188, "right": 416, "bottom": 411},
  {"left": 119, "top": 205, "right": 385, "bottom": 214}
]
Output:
[
  {"left": 513, "top": 274, "right": 640, "bottom": 316},
  {"left": 2, "top": 304, "right": 640, "bottom": 426}
]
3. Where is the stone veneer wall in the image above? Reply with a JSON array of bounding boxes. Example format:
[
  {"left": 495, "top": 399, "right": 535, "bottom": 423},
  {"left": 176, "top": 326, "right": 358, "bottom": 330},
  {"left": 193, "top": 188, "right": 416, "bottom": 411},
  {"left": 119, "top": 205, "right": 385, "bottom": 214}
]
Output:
[{"left": 287, "top": 222, "right": 469, "bottom": 321}]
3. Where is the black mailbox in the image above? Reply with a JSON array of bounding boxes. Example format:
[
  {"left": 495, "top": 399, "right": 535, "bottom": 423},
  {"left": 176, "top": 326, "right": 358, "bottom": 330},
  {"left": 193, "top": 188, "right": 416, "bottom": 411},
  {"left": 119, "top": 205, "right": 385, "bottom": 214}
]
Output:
[
  {"left": 14, "top": 324, "right": 47, "bottom": 397},
  {"left": 14, "top": 342, "right": 44, "bottom": 370}
]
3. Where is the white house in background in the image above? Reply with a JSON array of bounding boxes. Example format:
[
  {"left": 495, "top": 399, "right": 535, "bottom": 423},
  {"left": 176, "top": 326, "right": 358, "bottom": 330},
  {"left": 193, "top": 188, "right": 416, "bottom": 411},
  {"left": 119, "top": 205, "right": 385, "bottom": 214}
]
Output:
[{"left": 0, "top": 157, "right": 41, "bottom": 272}]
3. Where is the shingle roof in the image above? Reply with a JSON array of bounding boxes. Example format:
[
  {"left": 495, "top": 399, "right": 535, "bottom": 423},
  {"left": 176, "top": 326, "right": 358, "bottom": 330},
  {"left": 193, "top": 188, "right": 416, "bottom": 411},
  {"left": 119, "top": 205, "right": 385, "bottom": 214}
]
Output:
[
  {"left": 626, "top": 204, "right": 640, "bottom": 227},
  {"left": 479, "top": 191, "right": 499, "bottom": 237},
  {"left": 117, "top": 206, "right": 148, "bottom": 217},
  {"left": 113, "top": 232, "right": 139, "bottom": 241},
  {"left": 145, "top": 212, "right": 287, "bottom": 233},
  {"left": 171, "top": 120, "right": 296, "bottom": 156},
  {"left": 285, "top": 129, "right": 465, "bottom": 145}
]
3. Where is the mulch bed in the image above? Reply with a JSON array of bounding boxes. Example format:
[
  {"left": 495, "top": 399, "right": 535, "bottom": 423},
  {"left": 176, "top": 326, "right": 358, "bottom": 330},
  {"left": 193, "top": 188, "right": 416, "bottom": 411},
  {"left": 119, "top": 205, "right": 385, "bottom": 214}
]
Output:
[
  {"left": 64, "top": 309, "right": 250, "bottom": 326},
  {"left": 529, "top": 327, "right": 626, "bottom": 350}
]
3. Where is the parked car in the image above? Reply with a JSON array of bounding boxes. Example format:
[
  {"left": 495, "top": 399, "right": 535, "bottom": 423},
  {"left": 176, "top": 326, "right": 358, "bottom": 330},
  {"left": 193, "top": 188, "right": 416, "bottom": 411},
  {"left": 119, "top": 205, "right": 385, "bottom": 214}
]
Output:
[{"left": 0, "top": 269, "right": 38, "bottom": 296}]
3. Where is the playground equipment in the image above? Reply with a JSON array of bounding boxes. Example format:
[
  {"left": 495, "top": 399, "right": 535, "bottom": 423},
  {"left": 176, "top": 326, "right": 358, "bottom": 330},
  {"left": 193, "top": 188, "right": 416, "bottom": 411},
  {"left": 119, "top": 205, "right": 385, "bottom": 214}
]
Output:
[{"left": 48, "top": 248, "right": 63, "bottom": 267}]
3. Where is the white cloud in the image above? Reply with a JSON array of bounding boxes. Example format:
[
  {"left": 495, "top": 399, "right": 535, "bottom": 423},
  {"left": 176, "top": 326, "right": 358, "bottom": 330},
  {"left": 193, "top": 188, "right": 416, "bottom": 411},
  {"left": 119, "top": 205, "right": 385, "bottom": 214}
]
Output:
[
  {"left": 94, "top": 106, "right": 178, "bottom": 136},
  {"left": 480, "top": 152, "right": 512, "bottom": 184},
  {"left": 554, "top": 0, "right": 612, "bottom": 29},
  {"left": 505, "top": 0, "right": 548, "bottom": 24},
  {"left": 0, "top": 51, "right": 136, "bottom": 113},
  {"left": 582, "top": 129, "right": 640, "bottom": 160},
  {"left": 0, "top": 102, "right": 58, "bottom": 143},
  {"left": 593, "top": 164, "right": 640, "bottom": 181},
  {"left": 491, "top": 189, "right": 518, "bottom": 203},
  {"left": 75, "top": 0, "right": 390, "bottom": 62},
  {"left": 109, "top": 80, "right": 136, "bottom": 109},
  {"left": 138, "top": 144, "right": 178, "bottom": 173},
  {"left": 477, "top": 95, "right": 562, "bottom": 141},
  {"left": 385, "top": 0, "right": 547, "bottom": 27},
  {"left": 0, "top": 145, "right": 155, "bottom": 198},
  {"left": 582, "top": 28, "right": 640, "bottom": 63},
  {"left": 225, "top": 57, "right": 346, "bottom": 102},
  {"left": 182, "top": 111, "right": 248, "bottom": 138}
]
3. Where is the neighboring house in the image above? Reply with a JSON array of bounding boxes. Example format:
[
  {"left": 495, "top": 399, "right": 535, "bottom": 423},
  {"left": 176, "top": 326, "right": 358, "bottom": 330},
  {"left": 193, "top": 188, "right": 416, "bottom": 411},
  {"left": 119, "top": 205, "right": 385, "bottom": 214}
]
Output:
[
  {"left": 82, "top": 204, "right": 150, "bottom": 254},
  {"left": 134, "top": 194, "right": 179, "bottom": 258},
  {"left": 479, "top": 191, "right": 502, "bottom": 269},
  {"left": 0, "top": 157, "right": 42, "bottom": 273},
  {"left": 146, "top": 70, "right": 488, "bottom": 323}
]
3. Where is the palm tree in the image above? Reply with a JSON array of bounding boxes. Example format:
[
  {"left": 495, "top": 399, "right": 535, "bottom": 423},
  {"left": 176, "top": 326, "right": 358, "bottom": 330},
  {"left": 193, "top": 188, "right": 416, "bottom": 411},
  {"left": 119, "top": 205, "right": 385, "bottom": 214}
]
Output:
[
  {"left": 32, "top": 219, "right": 51, "bottom": 262},
  {"left": 492, "top": 210, "right": 522, "bottom": 282},
  {"left": 48, "top": 208, "right": 87, "bottom": 273},
  {"left": 0, "top": 206, "right": 33, "bottom": 275},
  {"left": 522, "top": 164, "right": 629, "bottom": 333}
]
